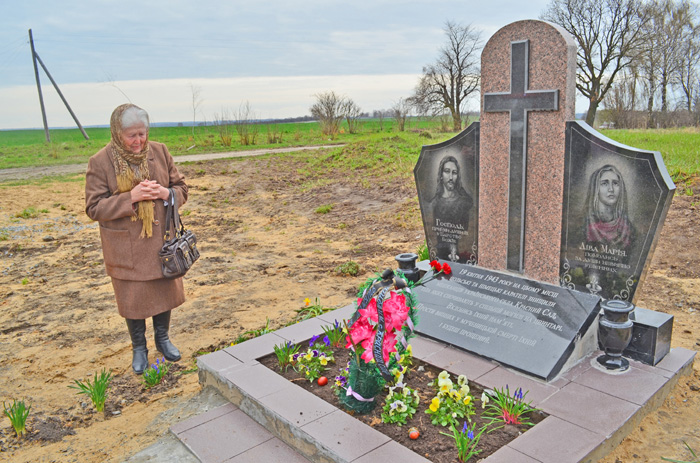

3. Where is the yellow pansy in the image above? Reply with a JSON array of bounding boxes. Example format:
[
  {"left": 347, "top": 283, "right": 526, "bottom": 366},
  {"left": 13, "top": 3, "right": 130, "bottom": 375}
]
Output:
[
  {"left": 438, "top": 376, "right": 453, "bottom": 392},
  {"left": 429, "top": 397, "right": 441, "bottom": 412},
  {"left": 463, "top": 396, "right": 472, "bottom": 406}
]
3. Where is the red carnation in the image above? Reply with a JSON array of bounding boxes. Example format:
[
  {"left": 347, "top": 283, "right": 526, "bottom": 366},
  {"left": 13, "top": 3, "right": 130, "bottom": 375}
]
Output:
[
  {"left": 442, "top": 263, "right": 452, "bottom": 275},
  {"left": 430, "top": 260, "right": 442, "bottom": 272}
]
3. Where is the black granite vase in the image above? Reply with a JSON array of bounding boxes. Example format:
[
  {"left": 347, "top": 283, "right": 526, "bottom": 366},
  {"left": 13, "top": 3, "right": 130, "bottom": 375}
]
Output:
[
  {"left": 597, "top": 300, "right": 635, "bottom": 371},
  {"left": 395, "top": 253, "right": 420, "bottom": 284}
]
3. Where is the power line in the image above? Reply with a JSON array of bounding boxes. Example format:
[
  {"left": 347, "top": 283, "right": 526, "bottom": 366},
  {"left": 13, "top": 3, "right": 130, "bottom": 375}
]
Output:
[
  {"left": 0, "top": 36, "right": 28, "bottom": 67},
  {"left": 0, "top": 43, "right": 27, "bottom": 70}
]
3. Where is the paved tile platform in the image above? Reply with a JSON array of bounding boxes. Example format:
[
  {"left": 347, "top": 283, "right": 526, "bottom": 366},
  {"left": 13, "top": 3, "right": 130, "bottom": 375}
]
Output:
[
  {"left": 170, "top": 403, "right": 312, "bottom": 462},
  {"left": 185, "top": 305, "right": 695, "bottom": 463}
]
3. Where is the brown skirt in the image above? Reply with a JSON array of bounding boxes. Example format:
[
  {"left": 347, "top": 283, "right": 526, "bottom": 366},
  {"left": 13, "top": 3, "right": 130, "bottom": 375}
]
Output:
[{"left": 111, "top": 277, "right": 185, "bottom": 319}]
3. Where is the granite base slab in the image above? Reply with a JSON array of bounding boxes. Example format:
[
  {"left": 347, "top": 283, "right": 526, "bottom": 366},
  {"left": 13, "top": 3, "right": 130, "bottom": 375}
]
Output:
[
  {"left": 624, "top": 306, "right": 674, "bottom": 365},
  {"left": 195, "top": 305, "right": 695, "bottom": 463}
]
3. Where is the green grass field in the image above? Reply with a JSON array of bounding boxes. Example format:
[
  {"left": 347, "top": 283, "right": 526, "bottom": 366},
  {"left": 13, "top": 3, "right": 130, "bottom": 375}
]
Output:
[
  {"left": 600, "top": 127, "right": 700, "bottom": 183},
  {"left": 0, "top": 118, "right": 448, "bottom": 171},
  {"left": 0, "top": 120, "right": 698, "bottom": 185}
]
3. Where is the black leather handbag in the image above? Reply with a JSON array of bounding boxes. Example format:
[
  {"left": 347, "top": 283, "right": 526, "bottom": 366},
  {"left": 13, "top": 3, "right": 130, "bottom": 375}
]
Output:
[{"left": 159, "top": 188, "right": 199, "bottom": 278}]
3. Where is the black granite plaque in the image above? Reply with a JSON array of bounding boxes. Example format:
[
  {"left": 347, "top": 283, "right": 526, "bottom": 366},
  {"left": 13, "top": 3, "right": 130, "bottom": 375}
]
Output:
[
  {"left": 414, "top": 122, "right": 479, "bottom": 264},
  {"left": 412, "top": 262, "right": 600, "bottom": 380},
  {"left": 560, "top": 121, "right": 675, "bottom": 301}
]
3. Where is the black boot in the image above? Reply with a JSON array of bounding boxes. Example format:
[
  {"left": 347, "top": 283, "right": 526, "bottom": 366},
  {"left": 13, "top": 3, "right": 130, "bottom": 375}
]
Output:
[
  {"left": 153, "top": 311, "right": 181, "bottom": 361},
  {"left": 125, "top": 319, "right": 148, "bottom": 374}
]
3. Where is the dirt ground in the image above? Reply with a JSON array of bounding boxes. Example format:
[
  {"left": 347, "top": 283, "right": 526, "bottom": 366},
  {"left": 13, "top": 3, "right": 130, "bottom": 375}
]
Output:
[{"left": 0, "top": 151, "right": 698, "bottom": 462}]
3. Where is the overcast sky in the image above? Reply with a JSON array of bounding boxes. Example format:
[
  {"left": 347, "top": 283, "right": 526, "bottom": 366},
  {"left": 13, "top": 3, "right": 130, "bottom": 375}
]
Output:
[{"left": 1, "top": 0, "right": 556, "bottom": 130}]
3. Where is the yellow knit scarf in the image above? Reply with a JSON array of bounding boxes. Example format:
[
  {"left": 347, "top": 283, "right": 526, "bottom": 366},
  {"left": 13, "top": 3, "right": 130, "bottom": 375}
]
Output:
[{"left": 109, "top": 104, "right": 154, "bottom": 238}]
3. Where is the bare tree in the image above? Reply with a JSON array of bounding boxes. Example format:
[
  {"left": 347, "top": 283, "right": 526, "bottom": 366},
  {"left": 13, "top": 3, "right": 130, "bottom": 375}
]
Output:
[
  {"left": 602, "top": 65, "right": 648, "bottom": 127},
  {"left": 213, "top": 108, "right": 233, "bottom": 146},
  {"left": 638, "top": 0, "right": 696, "bottom": 122},
  {"left": 372, "top": 109, "right": 386, "bottom": 131},
  {"left": 410, "top": 21, "right": 481, "bottom": 131},
  {"left": 341, "top": 99, "right": 362, "bottom": 134},
  {"left": 665, "top": 1, "right": 700, "bottom": 114},
  {"left": 310, "top": 91, "right": 345, "bottom": 137},
  {"left": 391, "top": 98, "right": 412, "bottom": 132},
  {"left": 674, "top": 22, "right": 700, "bottom": 112},
  {"left": 541, "top": 0, "right": 650, "bottom": 126},
  {"left": 189, "top": 82, "right": 203, "bottom": 139},
  {"left": 235, "top": 101, "right": 258, "bottom": 145}
]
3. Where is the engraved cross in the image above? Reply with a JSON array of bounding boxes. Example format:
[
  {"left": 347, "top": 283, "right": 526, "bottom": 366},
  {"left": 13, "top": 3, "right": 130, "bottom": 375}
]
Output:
[{"left": 483, "top": 39, "right": 558, "bottom": 273}]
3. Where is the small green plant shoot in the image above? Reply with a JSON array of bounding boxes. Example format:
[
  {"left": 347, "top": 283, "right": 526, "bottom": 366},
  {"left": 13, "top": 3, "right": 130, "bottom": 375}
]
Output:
[
  {"left": 297, "top": 297, "right": 334, "bottom": 320},
  {"left": 3, "top": 399, "right": 31, "bottom": 437},
  {"left": 69, "top": 368, "right": 113, "bottom": 412},
  {"left": 142, "top": 358, "right": 170, "bottom": 389},
  {"left": 441, "top": 420, "right": 485, "bottom": 462},
  {"left": 662, "top": 441, "right": 699, "bottom": 463},
  {"left": 243, "top": 317, "right": 273, "bottom": 338},
  {"left": 335, "top": 260, "right": 360, "bottom": 276},
  {"left": 321, "top": 320, "right": 345, "bottom": 348},
  {"left": 274, "top": 341, "right": 301, "bottom": 371},
  {"left": 416, "top": 241, "right": 430, "bottom": 261},
  {"left": 315, "top": 204, "right": 334, "bottom": 214},
  {"left": 481, "top": 385, "right": 538, "bottom": 431}
]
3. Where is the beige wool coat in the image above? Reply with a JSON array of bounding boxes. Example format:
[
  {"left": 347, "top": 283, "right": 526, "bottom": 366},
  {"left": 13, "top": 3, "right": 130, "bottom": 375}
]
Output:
[{"left": 85, "top": 142, "right": 188, "bottom": 315}]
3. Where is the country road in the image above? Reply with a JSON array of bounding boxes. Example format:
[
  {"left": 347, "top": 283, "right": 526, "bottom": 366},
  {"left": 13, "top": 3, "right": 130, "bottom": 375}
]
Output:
[{"left": 0, "top": 144, "right": 343, "bottom": 182}]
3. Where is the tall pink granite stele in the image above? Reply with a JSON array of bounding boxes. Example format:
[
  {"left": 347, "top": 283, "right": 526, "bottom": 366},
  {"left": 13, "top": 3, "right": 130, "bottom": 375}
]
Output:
[{"left": 479, "top": 20, "right": 577, "bottom": 284}]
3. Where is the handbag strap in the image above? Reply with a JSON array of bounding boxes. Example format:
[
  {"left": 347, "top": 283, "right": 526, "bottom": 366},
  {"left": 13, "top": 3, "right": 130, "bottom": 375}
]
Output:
[{"left": 164, "top": 188, "right": 186, "bottom": 240}]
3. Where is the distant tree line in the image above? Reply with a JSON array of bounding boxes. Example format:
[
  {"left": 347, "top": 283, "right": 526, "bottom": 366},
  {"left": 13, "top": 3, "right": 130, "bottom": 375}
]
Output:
[
  {"left": 542, "top": 0, "right": 700, "bottom": 128},
  {"left": 384, "top": 0, "right": 700, "bottom": 131},
  {"left": 214, "top": 0, "right": 700, "bottom": 141}
]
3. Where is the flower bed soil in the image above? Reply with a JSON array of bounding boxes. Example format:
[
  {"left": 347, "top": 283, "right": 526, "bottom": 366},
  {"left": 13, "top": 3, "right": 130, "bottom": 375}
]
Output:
[
  {"left": 0, "top": 363, "right": 186, "bottom": 454},
  {"left": 259, "top": 344, "right": 546, "bottom": 463}
]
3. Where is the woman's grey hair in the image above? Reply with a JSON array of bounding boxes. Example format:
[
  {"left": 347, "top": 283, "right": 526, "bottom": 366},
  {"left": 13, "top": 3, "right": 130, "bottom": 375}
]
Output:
[{"left": 121, "top": 105, "right": 149, "bottom": 129}]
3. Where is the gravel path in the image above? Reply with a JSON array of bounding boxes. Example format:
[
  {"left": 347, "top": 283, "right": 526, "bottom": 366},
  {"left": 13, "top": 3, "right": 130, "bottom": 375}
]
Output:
[{"left": 0, "top": 144, "right": 343, "bottom": 182}]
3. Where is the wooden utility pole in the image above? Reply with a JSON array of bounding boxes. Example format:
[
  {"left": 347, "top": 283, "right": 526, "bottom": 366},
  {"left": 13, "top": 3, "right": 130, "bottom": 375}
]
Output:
[
  {"left": 28, "top": 29, "right": 89, "bottom": 141},
  {"left": 29, "top": 29, "right": 50, "bottom": 142}
]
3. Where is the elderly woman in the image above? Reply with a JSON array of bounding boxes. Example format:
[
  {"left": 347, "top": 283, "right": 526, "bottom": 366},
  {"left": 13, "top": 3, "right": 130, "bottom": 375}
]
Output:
[
  {"left": 85, "top": 104, "right": 188, "bottom": 374},
  {"left": 584, "top": 164, "right": 634, "bottom": 249}
]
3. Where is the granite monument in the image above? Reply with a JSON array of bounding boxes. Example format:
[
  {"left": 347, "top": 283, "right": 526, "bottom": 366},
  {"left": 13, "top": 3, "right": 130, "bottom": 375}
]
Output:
[{"left": 411, "top": 19, "right": 675, "bottom": 376}]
